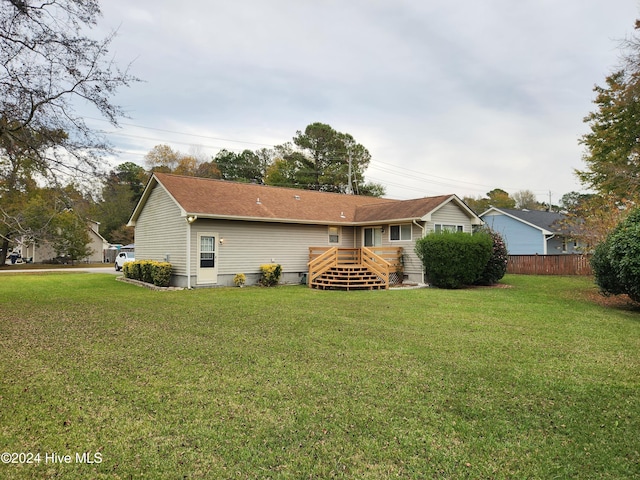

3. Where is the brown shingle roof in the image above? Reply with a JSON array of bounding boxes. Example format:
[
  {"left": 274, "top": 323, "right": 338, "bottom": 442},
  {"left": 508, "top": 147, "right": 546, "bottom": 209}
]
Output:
[
  {"left": 152, "top": 173, "right": 398, "bottom": 224},
  {"left": 130, "top": 173, "right": 470, "bottom": 226},
  {"left": 354, "top": 195, "right": 454, "bottom": 222}
]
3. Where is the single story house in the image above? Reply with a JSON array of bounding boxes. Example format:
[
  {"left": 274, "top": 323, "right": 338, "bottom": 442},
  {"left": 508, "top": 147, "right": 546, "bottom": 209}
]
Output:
[
  {"left": 479, "top": 207, "right": 584, "bottom": 255},
  {"left": 128, "top": 173, "right": 483, "bottom": 288}
]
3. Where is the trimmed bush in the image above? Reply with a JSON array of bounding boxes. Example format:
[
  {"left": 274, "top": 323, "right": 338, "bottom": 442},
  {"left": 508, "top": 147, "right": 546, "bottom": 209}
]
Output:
[
  {"left": 415, "top": 231, "right": 493, "bottom": 289},
  {"left": 140, "top": 261, "right": 154, "bottom": 284},
  {"left": 151, "top": 262, "right": 172, "bottom": 287},
  {"left": 123, "top": 260, "right": 173, "bottom": 287},
  {"left": 123, "top": 261, "right": 141, "bottom": 280},
  {"left": 122, "top": 261, "right": 133, "bottom": 279},
  {"left": 259, "top": 263, "right": 282, "bottom": 287},
  {"left": 474, "top": 227, "right": 508, "bottom": 286},
  {"left": 592, "top": 208, "right": 640, "bottom": 302}
]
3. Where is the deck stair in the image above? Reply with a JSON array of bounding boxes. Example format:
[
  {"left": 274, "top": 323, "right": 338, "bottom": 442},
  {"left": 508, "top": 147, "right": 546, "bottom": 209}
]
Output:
[
  {"left": 308, "top": 247, "right": 402, "bottom": 290},
  {"left": 312, "top": 265, "right": 386, "bottom": 290}
]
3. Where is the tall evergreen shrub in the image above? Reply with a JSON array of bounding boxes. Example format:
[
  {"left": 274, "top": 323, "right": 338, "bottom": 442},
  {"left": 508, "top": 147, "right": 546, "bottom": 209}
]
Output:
[
  {"left": 474, "top": 227, "right": 508, "bottom": 285},
  {"left": 592, "top": 208, "right": 640, "bottom": 302},
  {"left": 414, "top": 231, "right": 492, "bottom": 289}
]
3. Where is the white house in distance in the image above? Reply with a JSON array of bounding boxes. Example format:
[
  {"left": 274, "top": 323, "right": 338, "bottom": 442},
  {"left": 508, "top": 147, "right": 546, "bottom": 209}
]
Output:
[
  {"left": 128, "top": 173, "right": 483, "bottom": 288},
  {"left": 479, "top": 207, "right": 583, "bottom": 255}
]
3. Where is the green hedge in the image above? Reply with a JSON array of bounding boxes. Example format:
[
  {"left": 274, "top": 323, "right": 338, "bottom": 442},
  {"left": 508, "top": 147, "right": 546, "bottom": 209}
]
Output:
[
  {"left": 591, "top": 207, "right": 640, "bottom": 303},
  {"left": 123, "top": 260, "right": 173, "bottom": 287},
  {"left": 415, "top": 231, "right": 493, "bottom": 289}
]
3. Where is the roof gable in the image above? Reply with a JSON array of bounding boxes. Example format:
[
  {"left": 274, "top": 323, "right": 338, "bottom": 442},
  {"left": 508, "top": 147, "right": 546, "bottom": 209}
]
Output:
[{"left": 354, "top": 194, "right": 481, "bottom": 224}]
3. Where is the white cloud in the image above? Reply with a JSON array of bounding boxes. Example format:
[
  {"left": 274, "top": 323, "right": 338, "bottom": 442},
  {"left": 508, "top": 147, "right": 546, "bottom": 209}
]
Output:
[{"left": 94, "top": 0, "right": 637, "bottom": 203}]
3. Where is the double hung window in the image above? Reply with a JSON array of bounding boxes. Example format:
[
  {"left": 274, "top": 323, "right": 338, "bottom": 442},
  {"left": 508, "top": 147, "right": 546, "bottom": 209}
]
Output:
[{"left": 390, "top": 224, "right": 411, "bottom": 241}]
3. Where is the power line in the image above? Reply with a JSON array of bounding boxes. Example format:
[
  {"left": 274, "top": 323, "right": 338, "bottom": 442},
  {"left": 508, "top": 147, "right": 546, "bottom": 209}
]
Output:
[
  {"left": 369, "top": 159, "right": 549, "bottom": 194},
  {"left": 99, "top": 130, "right": 252, "bottom": 153},
  {"left": 87, "top": 116, "right": 274, "bottom": 147},
  {"left": 94, "top": 117, "right": 556, "bottom": 197},
  {"left": 367, "top": 164, "right": 488, "bottom": 193}
]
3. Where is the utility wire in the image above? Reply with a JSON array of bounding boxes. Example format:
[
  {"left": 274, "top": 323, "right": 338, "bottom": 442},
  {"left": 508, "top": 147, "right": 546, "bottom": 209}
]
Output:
[
  {"left": 87, "top": 116, "right": 274, "bottom": 147},
  {"left": 94, "top": 117, "right": 556, "bottom": 196}
]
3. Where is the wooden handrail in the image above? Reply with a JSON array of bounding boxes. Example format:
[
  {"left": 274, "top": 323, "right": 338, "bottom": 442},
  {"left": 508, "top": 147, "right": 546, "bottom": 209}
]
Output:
[
  {"left": 309, "top": 246, "right": 401, "bottom": 262},
  {"left": 307, "top": 247, "right": 338, "bottom": 285},
  {"left": 361, "top": 247, "right": 391, "bottom": 289}
]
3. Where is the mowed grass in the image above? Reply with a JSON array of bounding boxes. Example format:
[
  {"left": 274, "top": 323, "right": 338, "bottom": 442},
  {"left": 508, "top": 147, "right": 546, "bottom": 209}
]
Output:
[{"left": 0, "top": 274, "right": 638, "bottom": 479}]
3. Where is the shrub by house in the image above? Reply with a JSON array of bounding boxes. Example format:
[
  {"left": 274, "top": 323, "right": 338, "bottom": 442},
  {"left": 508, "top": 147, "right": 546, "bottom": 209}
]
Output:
[
  {"left": 123, "top": 260, "right": 173, "bottom": 287},
  {"left": 259, "top": 264, "right": 282, "bottom": 287},
  {"left": 415, "top": 231, "right": 493, "bottom": 289}
]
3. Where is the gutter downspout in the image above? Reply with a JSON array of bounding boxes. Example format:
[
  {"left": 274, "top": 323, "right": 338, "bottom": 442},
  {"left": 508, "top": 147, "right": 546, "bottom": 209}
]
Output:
[
  {"left": 544, "top": 233, "right": 555, "bottom": 255},
  {"left": 186, "top": 220, "right": 191, "bottom": 289},
  {"left": 413, "top": 220, "right": 426, "bottom": 284},
  {"left": 185, "top": 215, "right": 197, "bottom": 289}
]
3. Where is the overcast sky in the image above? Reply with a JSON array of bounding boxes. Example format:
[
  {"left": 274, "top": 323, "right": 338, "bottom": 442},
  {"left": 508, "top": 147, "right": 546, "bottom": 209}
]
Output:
[{"left": 92, "top": 0, "right": 638, "bottom": 203}]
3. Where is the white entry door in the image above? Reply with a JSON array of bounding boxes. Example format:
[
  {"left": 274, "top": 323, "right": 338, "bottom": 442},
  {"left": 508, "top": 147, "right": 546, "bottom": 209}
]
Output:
[{"left": 197, "top": 233, "right": 218, "bottom": 284}]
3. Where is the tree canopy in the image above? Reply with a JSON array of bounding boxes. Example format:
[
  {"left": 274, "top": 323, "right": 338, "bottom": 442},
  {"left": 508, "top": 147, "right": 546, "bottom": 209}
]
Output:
[
  {"left": 0, "top": 0, "right": 137, "bottom": 179},
  {"left": 138, "top": 123, "right": 384, "bottom": 196},
  {"left": 270, "top": 122, "right": 383, "bottom": 194},
  {"left": 0, "top": 0, "right": 137, "bottom": 263},
  {"left": 569, "top": 19, "right": 640, "bottom": 250},
  {"left": 577, "top": 70, "right": 640, "bottom": 201}
]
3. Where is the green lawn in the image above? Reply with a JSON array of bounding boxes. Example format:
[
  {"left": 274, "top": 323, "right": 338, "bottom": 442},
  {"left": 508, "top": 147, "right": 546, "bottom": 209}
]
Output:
[{"left": 0, "top": 274, "right": 638, "bottom": 479}]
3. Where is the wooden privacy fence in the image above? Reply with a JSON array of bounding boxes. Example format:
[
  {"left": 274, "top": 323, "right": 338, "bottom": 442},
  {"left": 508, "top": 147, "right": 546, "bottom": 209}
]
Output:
[{"left": 507, "top": 254, "right": 593, "bottom": 276}]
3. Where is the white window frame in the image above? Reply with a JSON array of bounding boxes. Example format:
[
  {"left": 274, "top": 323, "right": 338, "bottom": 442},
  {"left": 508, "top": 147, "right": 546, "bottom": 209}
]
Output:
[
  {"left": 434, "top": 224, "right": 464, "bottom": 233},
  {"left": 328, "top": 226, "right": 341, "bottom": 245},
  {"left": 389, "top": 224, "right": 412, "bottom": 242}
]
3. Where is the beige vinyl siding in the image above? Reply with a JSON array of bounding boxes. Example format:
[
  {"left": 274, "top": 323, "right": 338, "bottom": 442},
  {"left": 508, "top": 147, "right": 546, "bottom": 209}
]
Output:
[
  {"left": 427, "top": 202, "right": 473, "bottom": 233},
  {"left": 354, "top": 223, "right": 424, "bottom": 283},
  {"left": 191, "top": 220, "right": 355, "bottom": 279},
  {"left": 385, "top": 223, "right": 423, "bottom": 282},
  {"left": 400, "top": 222, "right": 424, "bottom": 280},
  {"left": 134, "top": 184, "right": 187, "bottom": 275}
]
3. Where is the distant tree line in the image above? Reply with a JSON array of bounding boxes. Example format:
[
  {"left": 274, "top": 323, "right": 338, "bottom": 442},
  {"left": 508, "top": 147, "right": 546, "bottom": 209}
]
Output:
[{"left": 142, "top": 122, "right": 385, "bottom": 196}]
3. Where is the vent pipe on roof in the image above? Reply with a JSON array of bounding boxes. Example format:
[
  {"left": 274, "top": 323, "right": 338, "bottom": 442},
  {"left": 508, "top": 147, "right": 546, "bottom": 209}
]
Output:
[{"left": 256, "top": 198, "right": 261, "bottom": 204}]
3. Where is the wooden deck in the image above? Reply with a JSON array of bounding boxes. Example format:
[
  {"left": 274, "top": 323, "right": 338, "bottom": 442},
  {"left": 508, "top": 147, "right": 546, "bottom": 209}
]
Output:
[{"left": 308, "top": 247, "right": 403, "bottom": 290}]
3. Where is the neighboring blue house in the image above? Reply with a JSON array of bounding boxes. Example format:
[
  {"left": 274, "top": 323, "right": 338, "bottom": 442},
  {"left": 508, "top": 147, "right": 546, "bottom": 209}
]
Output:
[{"left": 479, "top": 207, "right": 582, "bottom": 255}]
